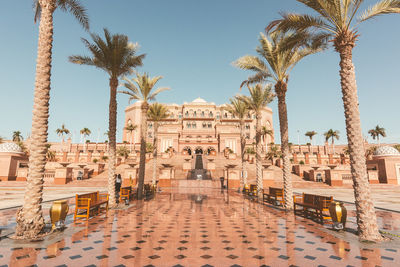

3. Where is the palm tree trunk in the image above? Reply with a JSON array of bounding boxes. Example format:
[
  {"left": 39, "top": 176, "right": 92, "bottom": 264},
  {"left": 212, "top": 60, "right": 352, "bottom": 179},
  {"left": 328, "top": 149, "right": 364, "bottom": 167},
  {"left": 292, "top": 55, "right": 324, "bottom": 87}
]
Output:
[
  {"left": 335, "top": 39, "right": 382, "bottom": 241},
  {"left": 107, "top": 77, "right": 118, "bottom": 208},
  {"left": 240, "top": 120, "right": 246, "bottom": 191},
  {"left": 152, "top": 123, "right": 158, "bottom": 185},
  {"left": 275, "top": 81, "right": 293, "bottom": 210},
  {"left": 137, "top": 102, "right": 149, "bottom": 200},
  {"left": 15, "top": 0, "right": 55, "bottom": 238},
  {"left": 255, "top": 113, "right": 263, "bottom": 198}
]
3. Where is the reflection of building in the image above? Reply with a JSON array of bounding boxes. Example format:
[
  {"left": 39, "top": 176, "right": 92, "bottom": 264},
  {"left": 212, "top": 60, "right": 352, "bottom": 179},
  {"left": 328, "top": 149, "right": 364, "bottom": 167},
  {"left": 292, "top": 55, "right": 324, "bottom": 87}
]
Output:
[
  {"left": 367, "top": 146, "right": 400, "bottom": 185},
  {"left": 123, "top": 97, "right": 274, "bottom": 155}
]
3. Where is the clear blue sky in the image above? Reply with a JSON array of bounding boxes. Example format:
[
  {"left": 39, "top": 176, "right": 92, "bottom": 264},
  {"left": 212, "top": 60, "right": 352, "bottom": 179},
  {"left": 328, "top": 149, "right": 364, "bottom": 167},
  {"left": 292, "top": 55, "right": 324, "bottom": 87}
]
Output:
[{"left": 0, "top": 0, "right": 399, "bottom": 145}]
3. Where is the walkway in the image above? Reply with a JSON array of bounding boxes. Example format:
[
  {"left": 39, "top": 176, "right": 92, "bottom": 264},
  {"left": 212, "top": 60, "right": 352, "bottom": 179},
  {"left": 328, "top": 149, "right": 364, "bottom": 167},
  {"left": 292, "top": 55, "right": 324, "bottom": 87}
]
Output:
[{"left": 0, "top": 189, "right": 399, "bottom": 266}]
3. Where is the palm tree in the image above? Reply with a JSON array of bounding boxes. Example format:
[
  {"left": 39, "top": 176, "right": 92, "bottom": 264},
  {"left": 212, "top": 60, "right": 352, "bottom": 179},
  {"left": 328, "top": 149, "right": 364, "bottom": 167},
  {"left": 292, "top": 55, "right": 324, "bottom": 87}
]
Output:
[
  {"left": 224, "top": 98, "right": 250, "bottom": 191},
  {"left": 56, "top": 124, "right": 70, "bottom": 142},
  {"left": 234, "top": 30, "right": 324, "bottom": 209},
  {"left": 119, "top": 73, "right": 169, "bottom": 199},
  {"left": 12, "top": 131, "right": 24, "bottom": 142},
  {"left": 261, "top": 126, "right": 274, "bottom": 153},
  {"left": 236, "top": 84, "right": 274, "bottom": 198},
  {"left": 80, "top": 127, "right": 91, "bottom": 152},
  {"left": 70, "top": 29, "right": 145, "bottom": 208},
  {"left": 368, "top": 125, "right": 386, "bottom": 145},
  {"left": 56, "top": 124, "right": 70, "bottom": 152},
  {"left": 125, "top": 123, "right": 137, "bottom": 153},
  {"left": 147, "top": 103, "right": 169, "bottom": 185},
  {"left": 324, "top": 129, "right": 340, "bottom": 154},
  {"left": 305, "top": 130, "right": 317, "bottom": 153},
  {"left": 0, "top": 136, "right": 3, "bottom": 144},
  {"left": 117, "top": 146, "right": 130, "bottom": 160},
  {"left": 16, "top": 0, "right": 89, "bottom": 240},
  {"left": 267, "top": 0, "right": 400, "bottom": 242},
  {"left": 45, "top": 144, "right": 56, "bottom": 162},
  {"left": 266, "top": 143, "right": 281, "bottom": 164}
]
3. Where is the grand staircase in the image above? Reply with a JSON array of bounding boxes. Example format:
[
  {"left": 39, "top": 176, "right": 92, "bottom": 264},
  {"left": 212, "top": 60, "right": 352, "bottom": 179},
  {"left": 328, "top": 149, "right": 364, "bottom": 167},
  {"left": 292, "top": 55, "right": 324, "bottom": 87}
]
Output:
[{"left": 188, "top": 155, "right": 211, "bottom": 180}]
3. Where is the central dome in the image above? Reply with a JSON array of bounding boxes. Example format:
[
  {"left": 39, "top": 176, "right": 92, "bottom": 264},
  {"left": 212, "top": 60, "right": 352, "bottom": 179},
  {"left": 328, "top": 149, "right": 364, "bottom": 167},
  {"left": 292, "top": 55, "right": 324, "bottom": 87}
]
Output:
[
  {"left": 373, "top": 146, "right": 400, "bottom": 157},
  {"left": 191, "top": 97, "right": 207, "bottom": 103}
]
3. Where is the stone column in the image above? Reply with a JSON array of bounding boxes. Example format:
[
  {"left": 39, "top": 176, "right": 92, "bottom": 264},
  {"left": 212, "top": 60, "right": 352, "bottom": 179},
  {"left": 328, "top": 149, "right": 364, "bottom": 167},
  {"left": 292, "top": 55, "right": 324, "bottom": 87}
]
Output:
[
  {"left": 74, "top": 151, "right": 80, "bottom": 163},
  {"left": 328, "top": 154, "right": 333, "bottom": 164},
  {"left": 317, "top": 153, "right": 322, "bottom": 165}
]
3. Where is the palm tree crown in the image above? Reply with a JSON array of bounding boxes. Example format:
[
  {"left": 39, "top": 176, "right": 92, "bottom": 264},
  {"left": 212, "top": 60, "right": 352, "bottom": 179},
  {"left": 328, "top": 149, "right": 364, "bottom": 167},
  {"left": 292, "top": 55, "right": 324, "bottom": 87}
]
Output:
[
  {"left": 236, "top": 84, "right": 274, "bottom": 115},
  {"left": 69, "top": 28, "right": 145, "bottom": 79},
  {"left": 267, "top": 0, "right": 400, "bottom": 52},
  {"left": 305, "top": 130, "right": 317, "bottom": 141},
  {"left": 12, "top": 131, "right": 23, "bottom": 142},
  {"left": 125, "top": 124, "right": 137, "bottom": 133},
  {"left": 56, "top": 124, "right": 70, "bottom": 138},
  {"left": 324, "top": 129, "right": 340, "bottom": 144},
  {"left": 148, "top": 103, "right": 170, "bottom": 122},
  {"left": 224, "top": 98, "right": 249, "bottom": 121},
  {"left": 33, "top": 0, "right": 89, "bottom": 30},
  {"left": 80, "top": 127, "right": 91, "bottom": 137},
  {"left": 368, "top": 125, "right": 386, "bottom": 143},
  {"left": 119, "top": 73, "right": 170, "bottom": 104}
]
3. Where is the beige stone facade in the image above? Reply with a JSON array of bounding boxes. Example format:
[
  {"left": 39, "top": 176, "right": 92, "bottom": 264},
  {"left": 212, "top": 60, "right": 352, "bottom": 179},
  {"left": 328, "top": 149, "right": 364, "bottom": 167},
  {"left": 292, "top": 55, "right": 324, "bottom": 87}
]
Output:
[{"left": 123, "top": 97, "right": 274, "bottom": 155}]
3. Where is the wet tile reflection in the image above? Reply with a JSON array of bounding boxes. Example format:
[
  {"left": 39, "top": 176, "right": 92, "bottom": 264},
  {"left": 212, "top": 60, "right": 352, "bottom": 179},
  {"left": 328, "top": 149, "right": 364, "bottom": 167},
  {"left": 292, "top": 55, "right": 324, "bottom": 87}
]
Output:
[{"left": 0, "top": 189, "right": 399, "bottom": 266}]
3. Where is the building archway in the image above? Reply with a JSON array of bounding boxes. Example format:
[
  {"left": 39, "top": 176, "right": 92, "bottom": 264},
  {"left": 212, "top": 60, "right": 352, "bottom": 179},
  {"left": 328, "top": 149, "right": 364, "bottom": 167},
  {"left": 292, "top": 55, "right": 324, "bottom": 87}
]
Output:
[
  {"left": 183, "top": 146, "right": 192, "bottom": 155},
  {"left": 195, "top": 147, "right": 203, "bottom": 155}
]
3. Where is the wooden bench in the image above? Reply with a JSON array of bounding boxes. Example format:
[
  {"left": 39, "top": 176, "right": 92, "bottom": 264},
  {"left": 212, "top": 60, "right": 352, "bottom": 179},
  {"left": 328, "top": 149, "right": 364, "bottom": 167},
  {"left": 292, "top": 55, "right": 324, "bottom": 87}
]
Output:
[
  {"left": 293, "top": 193, "right": 332, "bottom": 224},
  {"left": 262, "top": 187, "right": 284, "bottom": 206},
  {"left": 74, "top": 191, "right": 109, "bottom": 221}
]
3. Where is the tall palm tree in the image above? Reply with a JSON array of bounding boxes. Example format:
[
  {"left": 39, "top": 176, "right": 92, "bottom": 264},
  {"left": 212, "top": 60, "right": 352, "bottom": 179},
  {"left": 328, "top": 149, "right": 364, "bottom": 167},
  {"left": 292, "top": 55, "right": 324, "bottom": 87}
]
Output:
[
  {"left": 268, "top": 0, "right": 400, "bottom": 242},
  {"left": 324, "top": 129, "right": 340, "bottom": 154},
  {"left": 236, "top": 84, "right": 274, "bottom": 198},
  {"left": 12, "top": 131, "right": 24, "bottom": 142},
  {"left": 80, "top": 127, "right": 91, "bottom": 152},
  {"left": 125, "top": 123, "right": 137, "bottom": 153},
  {"left": 224, "top": 98, "right": 250, "bottom": 191},
  {"left": 305, "top": 130, "right": 317, "bottom": 153},
  {"left": 119, "top": 73, "right": 169, "bottom": 199},
  {"left": 16, "top": 0, "right": 89, "bottom": 239},
  {"left": 147, "top": 103, "right": 169, "bottom": 185},
  {"left": 368, "top": 125, "right": 386, "bottom": 145},
  {"left": 234, "top": 30, "right": 324, "bottom": 209},
  {"left": 70, "top": 28, "right": 145, "bottom": 208}
]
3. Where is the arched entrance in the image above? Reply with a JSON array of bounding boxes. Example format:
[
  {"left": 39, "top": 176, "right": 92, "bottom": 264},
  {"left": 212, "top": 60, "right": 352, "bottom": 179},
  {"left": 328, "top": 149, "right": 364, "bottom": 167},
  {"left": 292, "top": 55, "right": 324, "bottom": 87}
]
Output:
[
  {"left": 207, "top": 147, "right": 216, "bottom": 155},
  {"left": 195, "top": 147, "right": 203, "bottom": 155},
  {"left": 183, "top": 147, "right": 192, "bottom": 155}
]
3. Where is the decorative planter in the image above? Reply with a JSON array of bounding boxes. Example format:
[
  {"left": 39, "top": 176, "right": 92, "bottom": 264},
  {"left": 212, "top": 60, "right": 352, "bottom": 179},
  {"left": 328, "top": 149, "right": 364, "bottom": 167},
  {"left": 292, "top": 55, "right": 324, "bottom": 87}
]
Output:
[
  {"left": 329, "top": 201, "right": 347, "bottom": 230},
  {"left": 50, "top": 200, "right": 69, "bottom": 229}
]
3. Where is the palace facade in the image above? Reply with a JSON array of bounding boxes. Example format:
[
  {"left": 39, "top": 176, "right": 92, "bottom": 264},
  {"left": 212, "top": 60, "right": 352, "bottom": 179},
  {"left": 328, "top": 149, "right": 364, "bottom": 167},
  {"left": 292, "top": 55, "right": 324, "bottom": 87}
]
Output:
[{"left": 123, "top": 97, "right": 274, "bottom": 155}]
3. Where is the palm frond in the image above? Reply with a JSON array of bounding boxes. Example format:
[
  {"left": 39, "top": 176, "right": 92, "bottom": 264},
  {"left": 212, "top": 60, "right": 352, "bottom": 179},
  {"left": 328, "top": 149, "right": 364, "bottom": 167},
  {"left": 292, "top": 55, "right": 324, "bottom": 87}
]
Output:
[{"left": 358, "top": 0, "right": 400, "bottom": 22}]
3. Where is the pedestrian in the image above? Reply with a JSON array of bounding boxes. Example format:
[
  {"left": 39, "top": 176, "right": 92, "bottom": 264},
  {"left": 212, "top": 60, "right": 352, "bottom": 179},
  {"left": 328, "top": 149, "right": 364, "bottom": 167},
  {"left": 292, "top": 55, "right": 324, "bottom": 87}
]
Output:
[{"left": 115, "top": 174, "right": 122, "bottom": 201}]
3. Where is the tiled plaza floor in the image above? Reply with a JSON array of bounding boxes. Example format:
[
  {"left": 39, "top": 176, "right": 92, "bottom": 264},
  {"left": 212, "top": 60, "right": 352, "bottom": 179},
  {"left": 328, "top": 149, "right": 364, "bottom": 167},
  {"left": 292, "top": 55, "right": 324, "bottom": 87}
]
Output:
[{"left": 0, "top": 189, "right": 399, "bottom": 267}]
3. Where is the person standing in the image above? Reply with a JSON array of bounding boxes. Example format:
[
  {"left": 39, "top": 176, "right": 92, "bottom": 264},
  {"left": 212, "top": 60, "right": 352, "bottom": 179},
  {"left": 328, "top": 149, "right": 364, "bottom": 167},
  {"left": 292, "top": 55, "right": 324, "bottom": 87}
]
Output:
[{"left": 115, "top": 174, "right": 122, "bottom": 201}]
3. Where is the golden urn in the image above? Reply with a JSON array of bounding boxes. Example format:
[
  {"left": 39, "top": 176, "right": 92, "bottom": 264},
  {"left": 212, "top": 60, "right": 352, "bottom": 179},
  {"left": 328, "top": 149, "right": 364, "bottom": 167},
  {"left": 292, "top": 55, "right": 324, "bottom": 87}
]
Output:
[
  {"left": 329, "top": 201, "right": 347, "bottom": 230},
  {"left": 50, "top": 200, "right": 69, "bottom": 229}
]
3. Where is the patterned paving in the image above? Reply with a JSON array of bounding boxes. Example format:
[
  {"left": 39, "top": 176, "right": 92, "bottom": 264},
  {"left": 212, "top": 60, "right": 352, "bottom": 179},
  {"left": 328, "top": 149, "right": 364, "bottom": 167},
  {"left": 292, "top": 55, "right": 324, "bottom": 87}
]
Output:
[{"left": 0, "top": 189, "right": 399, "bottom": 266}]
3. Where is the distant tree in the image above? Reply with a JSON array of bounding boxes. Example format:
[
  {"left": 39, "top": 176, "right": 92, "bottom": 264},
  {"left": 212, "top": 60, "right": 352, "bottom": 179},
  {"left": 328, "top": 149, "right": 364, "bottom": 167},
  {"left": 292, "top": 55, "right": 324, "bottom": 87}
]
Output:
[
  {"left": 119, "top": 72, "right": 169, "bottom": 200},
  {"left": 368, "top": 125, "right": 386, "bottom": 145},
  {"left": 236, "top": 84, "right": 274, "bottom": 198},
  {"left": 12, "top": 131, "right": 23, "bottom": 142},
  {"left": 45, "top": 144, "right": 56, "bottom": 162},
  {"left": 324, "top": 129, "right": 340, "bottom": 154},
  {"left": 80, "top": 128, "right": 91, "bottom": 152},
  {"left": 305, "top": 130, "right": 317, "bottom": 153},
  {"left": 147, "top": 103, "right": 169, "bottom": 186},
  {"left": 55, "top": 124, "right": 70, "bottom": 142},
  {"left": 124, "top": 123, "right": 137, "bottom": 153},
  {"left": 117, "top": 146, "right": 130, "bottom": 159},
  {"left": 224, "top": 98, "right": 250, "bottom": 190},
  {"left": 266, "top": 143, "right": 281, "bottom": 164},
  {"left": 393, "top": 144, "right": 400, "bottom": 152}
]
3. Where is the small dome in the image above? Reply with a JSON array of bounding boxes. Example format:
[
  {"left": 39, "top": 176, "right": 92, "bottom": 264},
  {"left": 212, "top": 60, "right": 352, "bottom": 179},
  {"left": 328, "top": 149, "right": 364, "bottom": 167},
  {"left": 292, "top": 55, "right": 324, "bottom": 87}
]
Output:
[
  {"left": 0, "top": 142, "right": 23, "bottom": 153},
  {"left": 373, "top": 146, "right": 400, "bottom": 157},
  {"left": 192, "top": 97, "right": 207, "bottom": 103}
]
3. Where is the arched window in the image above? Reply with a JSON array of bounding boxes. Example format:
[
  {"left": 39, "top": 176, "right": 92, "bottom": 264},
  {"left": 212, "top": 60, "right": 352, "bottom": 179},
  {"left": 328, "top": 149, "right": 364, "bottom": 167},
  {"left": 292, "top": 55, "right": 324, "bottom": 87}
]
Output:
[
  {"left": 192, "top": 122, "right": 197, "bottom": 128},
  {"left": 208, "top": 123, "right": 212, "bottom": 128},
  {"left": 201, "top": 111, "right": 205, "bottom": 117},
  {"left": 216, "top": 113, "right": 220, "bottom": 119},
  {"left": 193, "top": 111, "right": 197, "bottom": 118},
  {"left": 148, "top": 123, "right": 153, "bottom": 129},
  {"left": 209, "top": 111, "right": 213, "bottom": 118},
  {"left": 185, "top": 111, "right": 189, "bottom": 117},
  {"left": 224, "top": 113, "right": 228, "bottom": 118},
  {"left": 202, "top": 122, "right": 207, "bottom": 128},
  {"left": 186, "top": 122, "right": 191, "bottom": 128}
]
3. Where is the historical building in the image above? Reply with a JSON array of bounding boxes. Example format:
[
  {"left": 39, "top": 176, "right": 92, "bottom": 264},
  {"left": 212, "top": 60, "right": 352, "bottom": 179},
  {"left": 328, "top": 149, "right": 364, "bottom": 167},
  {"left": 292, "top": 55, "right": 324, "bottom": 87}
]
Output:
[{"left": 123, "top": 97, "right": 274, "bottom": 155}]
